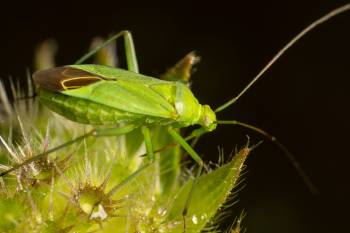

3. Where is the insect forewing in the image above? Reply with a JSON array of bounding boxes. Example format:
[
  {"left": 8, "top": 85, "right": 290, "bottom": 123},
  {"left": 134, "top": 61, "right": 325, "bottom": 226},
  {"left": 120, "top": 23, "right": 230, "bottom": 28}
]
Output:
[
  {"left": 35, "top": 64, "right": 179, "bottom": 119},
  {"left": 69, "top": 64, "right": 169, "bottom": 85},
  {"left": 63, "top": 79, "right": 177, "bottom": 119}
]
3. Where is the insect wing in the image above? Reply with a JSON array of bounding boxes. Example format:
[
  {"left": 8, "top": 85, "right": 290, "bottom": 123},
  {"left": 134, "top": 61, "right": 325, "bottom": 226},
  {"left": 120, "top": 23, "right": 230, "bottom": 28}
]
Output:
[
  {"left": 68, "top": 64, "right": 169, "bottom": 85},
  {"left": 33, "top": 67, "right": 104, "bottom": 92},
  {"left": 63, "top": 79, "right": 177, "bottom": 119}
]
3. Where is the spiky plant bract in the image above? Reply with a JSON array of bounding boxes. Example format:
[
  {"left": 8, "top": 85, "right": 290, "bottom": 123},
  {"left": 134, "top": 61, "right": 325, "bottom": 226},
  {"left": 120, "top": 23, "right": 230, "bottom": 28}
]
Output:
[{"left": 0, "top": 37, "right": 250, "bottom": 233}]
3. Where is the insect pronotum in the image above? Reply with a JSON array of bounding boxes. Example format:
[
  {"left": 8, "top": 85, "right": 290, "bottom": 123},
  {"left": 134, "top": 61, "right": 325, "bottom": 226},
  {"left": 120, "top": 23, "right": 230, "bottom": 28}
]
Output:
[{"left": 0, "top": 3, "right": 349, "bottom": 231}]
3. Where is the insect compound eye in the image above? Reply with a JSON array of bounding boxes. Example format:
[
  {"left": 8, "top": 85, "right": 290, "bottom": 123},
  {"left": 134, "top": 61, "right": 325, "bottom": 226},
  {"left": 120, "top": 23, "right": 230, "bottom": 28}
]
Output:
[
  {"left": 201, "top": 105, "right": 217, "bottom": 132},
  {"left": 204, "top": 115, "right": 211, "bottom": 126}
]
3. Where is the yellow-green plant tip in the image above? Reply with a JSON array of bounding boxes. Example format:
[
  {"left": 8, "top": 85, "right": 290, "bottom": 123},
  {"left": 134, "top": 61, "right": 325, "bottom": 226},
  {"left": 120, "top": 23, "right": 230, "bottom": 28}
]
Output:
[
  {"left": 165, "top": 145, "right": 250, "bottom": 232},
  {"left": 77, "top": 187, "right": 104, "bottom": 215}
]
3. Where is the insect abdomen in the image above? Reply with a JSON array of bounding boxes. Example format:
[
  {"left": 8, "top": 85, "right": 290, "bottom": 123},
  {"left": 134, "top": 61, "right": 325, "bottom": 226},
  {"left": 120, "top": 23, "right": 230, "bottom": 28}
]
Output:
[{"left": 39, "top": 90, "right": 144, "bottom": 125}]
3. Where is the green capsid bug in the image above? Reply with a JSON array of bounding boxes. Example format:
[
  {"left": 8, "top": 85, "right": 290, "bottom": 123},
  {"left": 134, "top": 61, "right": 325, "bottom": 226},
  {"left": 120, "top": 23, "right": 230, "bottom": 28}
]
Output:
[{"left": 33, "top": 65, "right": 217, "bottom": 132}]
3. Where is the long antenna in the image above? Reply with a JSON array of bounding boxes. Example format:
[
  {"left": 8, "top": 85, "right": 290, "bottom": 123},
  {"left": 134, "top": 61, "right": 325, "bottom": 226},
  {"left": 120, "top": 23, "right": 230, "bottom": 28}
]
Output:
[
  {"left": 215, "top": 4, "right": 350, "bottom": 113},
  {"left": 217, "top": 120, "right": 318, "bottom": 194}
]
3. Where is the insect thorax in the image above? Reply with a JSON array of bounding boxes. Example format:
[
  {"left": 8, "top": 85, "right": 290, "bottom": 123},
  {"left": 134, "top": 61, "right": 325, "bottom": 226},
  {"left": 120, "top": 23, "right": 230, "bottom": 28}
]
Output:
[{"left": 174, "top": 83, "right": 217, "bottom": 131}]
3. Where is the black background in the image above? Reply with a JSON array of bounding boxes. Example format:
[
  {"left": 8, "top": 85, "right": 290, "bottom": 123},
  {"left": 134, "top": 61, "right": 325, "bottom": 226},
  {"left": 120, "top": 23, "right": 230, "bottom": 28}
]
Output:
[{"left": 0, "top": 1, "right": 349, "bottom": 232}]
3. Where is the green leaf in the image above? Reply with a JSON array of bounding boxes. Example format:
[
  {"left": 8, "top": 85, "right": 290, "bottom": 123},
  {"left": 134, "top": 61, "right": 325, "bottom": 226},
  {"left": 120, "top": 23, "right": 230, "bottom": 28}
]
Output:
[{"left": 166, "top": 145, "right": 250, "bottom": 233}]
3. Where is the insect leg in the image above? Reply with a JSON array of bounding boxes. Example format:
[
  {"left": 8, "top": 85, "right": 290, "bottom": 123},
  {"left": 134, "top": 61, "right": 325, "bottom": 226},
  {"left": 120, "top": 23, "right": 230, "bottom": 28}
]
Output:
[
  {"left": 140, "top": 126, "right": 155, "bottom": 162},
  {"left": 94, "top": 122, "right": 142, "bottom": 136},
  {"left": 141, "top": 126, "right": 165, "bottom": 197},
  {"left": 123, "top": 31, "right": 139, "bottom": 73},
  {"left": 137, "top": 133, "right": 199, "bottom": 158},
  {"left": 74, "top": 30, "right": 139, "bottom": 73},
  {"left": 0, "top": 123, "right": 142, "bottom": 177},
  {"left": 167, "top": 127, "right": 204, "bottom": 232}
]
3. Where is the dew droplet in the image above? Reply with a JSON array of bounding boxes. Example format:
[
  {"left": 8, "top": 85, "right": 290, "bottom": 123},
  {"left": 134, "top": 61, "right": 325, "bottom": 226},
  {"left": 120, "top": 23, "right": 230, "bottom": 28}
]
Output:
[
  {"left": 90, "top": 204, "right": 108, "bottom": 220},
  {"left": 151, "top": 195, "right": 156, "bottom": 201},
  {"left": 192, "top": 215, "right": 198, "bottom": 224},
  {"left": 157, "top": 207, "right": 167, "bottom": 216}
]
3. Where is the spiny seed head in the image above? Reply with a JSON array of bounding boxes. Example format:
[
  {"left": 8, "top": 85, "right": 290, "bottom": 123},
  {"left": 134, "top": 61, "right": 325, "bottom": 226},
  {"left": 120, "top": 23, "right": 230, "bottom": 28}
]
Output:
[{"left": 75, "top": 184, "right": 122, "bottom": 221}]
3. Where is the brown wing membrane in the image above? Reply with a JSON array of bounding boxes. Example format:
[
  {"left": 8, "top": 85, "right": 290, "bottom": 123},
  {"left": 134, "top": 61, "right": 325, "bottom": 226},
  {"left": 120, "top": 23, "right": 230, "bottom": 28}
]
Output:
[{"left": 33, "top": 67, "right": 106, "bottom": 92}]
